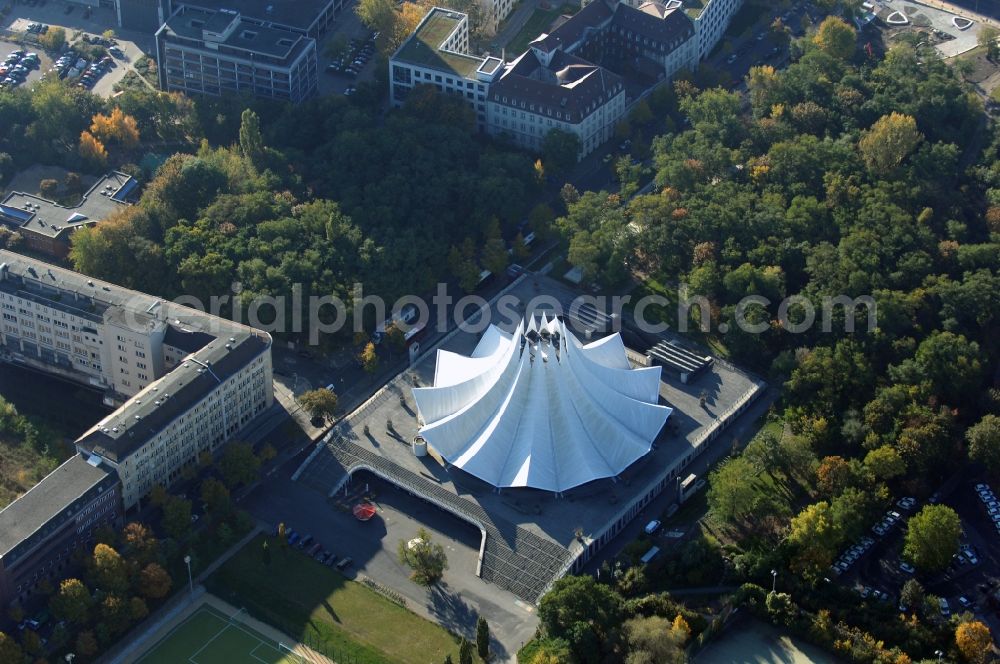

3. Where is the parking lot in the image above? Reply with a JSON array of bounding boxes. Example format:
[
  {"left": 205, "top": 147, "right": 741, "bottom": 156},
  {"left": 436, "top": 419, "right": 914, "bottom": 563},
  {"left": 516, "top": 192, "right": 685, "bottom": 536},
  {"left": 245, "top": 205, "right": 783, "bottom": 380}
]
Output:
[
  {"left": 322, "top": 29, "right": 378, "bottom": 97},
  {"left": 314, "top": 1, "right": 382, "bottom": 97},
  {"left": 0, "top": 41, "right": 48, "bottom": 90},
  {"left": 829, "top": 477, "right": 1000, "bottom": 636},
  {"left": 4, "top": 5, "right": 150, "bottom": 98}
]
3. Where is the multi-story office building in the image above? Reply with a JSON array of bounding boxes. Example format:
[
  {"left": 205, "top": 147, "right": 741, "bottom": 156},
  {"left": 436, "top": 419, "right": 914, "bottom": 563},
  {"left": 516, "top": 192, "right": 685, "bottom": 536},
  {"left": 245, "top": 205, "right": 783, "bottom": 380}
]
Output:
[
  {"left": 487, "top": 50, "right": 625, "bottom": 155},
  {"left": 0, "top": 250, "right": 274, "bottom": 509},
  {"left": 391, "top": 0, "right": 734, "bottom": 158},
  {"left": 692, "top": 0, "right": 744, "bottom": 60},
  {"left": 155, "top": 5, "right": 319, "bottom": 103},
  {"left": 0, "top": 172, "right": 138, "bottom": 260},
  {"left": 116, "top": 0, "right": 340, "bottom": 39},
  {"left": 0, "top": 454, "right": 123, "bottom": 609},
  {"left": 390, "top": 9, "right": 504, "bottom": 130}
]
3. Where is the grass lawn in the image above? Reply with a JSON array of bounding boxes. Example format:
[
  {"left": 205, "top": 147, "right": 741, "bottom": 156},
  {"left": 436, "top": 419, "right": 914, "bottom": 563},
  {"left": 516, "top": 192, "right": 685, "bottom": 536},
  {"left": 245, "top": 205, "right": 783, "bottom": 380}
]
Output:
[
  {"left": 507, "top": 7, "right": 563, "bottom": 54},
  {"left": 206, "top": 535, "right": 460, "bottom": 664},
  {"left": 137, "top": 605, "right": 299, "bottom": 664}
]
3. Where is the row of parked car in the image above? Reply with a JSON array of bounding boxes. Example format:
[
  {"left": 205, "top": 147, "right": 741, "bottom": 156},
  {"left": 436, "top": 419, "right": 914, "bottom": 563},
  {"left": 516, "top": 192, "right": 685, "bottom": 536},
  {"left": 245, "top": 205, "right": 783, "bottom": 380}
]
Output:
[
  {"left": 831, "top": 535, "right": 876, "bottom": 576},
  {"left": 1, "top": 50, "right": 39, "bottom": 88},
  {"left": 871, "top": 499, "right": 913, "bottom": 537},
  {"left": 278, "top": 524, "right": 353, "bottom": 571},
  {"left": 326, "top": 31, "right": 377, "bottom": 77},
  {"left": 974, "top": 482, "right": 1000, "bottom": 536},
  {"left": 25, "top": 22, "right": 50, "bottom": 34},
  {"left": 830, "top": 497, "right": 917, "bottom": 577},
  {"left": 45, "top": 50, "right": 114, "bottom": 88}
]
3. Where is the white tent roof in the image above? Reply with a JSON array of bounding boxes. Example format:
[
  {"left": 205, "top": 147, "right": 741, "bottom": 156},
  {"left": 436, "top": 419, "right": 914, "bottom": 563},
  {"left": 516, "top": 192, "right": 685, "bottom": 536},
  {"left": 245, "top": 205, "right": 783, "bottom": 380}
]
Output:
[{"left": 412, "top": 316, "right": 671, "bottom": 492}]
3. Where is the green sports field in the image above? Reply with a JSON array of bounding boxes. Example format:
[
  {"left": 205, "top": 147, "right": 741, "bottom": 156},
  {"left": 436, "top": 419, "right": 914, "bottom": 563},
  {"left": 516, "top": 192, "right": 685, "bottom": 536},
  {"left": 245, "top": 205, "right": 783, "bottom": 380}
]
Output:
[{"left": 137, "top": 605, "right": 303, "bottom": 664}]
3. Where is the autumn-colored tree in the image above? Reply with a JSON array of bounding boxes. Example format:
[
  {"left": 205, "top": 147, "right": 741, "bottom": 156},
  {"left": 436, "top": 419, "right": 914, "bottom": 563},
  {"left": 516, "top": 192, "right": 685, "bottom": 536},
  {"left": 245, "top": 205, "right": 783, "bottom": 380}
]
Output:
[
  {"left": 50, "top": 578, "right": 92, "bottom": 623},
  {"left": 0, "top": 631, "right": 22, "bottom": 664},
  {"left": 299, "top": 387, "right": 339, "bottom": 421},
  {"left": 813, "top": 16, "right": 856, "bottom": 60},
  {"left": 138, "top": 562, "right": 172, "bottom": 599},
  {"left": 90, "top": 107, "right": 140, "bottom": 149},
  {"left": 88, "top": 543, "right": 129, "bottom": 594},
  {"left": 123, "top": 522, "right": 158, "bottom": 563},
  {"left": 39, "top": 178, "right": 58, "bottom": 199},
  {"left": 858, "top": 112, "right": 923, "bottom": 176},
  {"left": 788, "top": 501, "right": 841, "bottom": 578},
  {"left": 956, "top": 620, "right": 992, "bottom": 663},
  {"left": 100, "top": 593, "right": 132, "bottom": 635},
  {"left": 79, "top": 131, "right": 108, "bottom": 168},
  {"left": 816, "top": 455, "right": 854, "bottom": 496},
  {"left": 361, "top": 341, "right": 379, "bottom": 376}
]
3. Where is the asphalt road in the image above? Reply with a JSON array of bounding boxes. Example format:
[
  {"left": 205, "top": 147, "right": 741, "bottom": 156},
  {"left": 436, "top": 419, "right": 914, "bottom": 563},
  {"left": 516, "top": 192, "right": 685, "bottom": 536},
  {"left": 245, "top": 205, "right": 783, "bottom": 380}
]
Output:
[{"left": 244, "top": 450, "right": 539, "bottom": 662}]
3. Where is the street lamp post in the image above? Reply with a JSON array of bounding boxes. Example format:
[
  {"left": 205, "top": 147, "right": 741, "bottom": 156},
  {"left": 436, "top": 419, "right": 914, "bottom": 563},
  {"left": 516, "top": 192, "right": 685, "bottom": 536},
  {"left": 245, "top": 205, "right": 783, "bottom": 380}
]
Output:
[
  {"left": 64, "top": 655, "right": 75, "bottom": 663},
  {"left": 184, "top": 555, "right": 194, "bottom": 597},
  {"left": 935, "top": 650, "right": 943, "bottom": 661},
  {"left": 771, "top": 569, "right": 778, "bottom": 593}
]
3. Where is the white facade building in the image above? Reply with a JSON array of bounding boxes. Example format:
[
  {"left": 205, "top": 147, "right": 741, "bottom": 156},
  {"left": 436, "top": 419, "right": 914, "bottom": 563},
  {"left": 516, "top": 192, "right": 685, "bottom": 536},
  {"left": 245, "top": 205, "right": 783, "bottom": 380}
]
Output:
[
  {"left": 693, "top": 0, "right": 745, "bottom": 60},
  {"left": 0, "top": 250, "right": 274, "bottom": 509},
  {"left": 391, "top": 0, "right": 741, "bottom": 157}
]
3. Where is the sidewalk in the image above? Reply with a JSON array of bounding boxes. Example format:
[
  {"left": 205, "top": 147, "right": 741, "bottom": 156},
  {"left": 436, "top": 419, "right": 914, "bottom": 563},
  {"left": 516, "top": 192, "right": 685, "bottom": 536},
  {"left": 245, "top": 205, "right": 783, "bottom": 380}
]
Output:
[{"left": 914, "top": 0, "right": 998, "bottom": 27}]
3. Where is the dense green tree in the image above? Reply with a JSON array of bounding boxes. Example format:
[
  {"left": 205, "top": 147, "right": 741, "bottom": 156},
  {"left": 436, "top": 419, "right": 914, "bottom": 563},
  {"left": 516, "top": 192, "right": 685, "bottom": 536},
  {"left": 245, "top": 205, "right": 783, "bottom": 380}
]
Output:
[
  {"left": 50, "top": 578, "right": 92, "bottom": 623},
  {"left": 458, "top": 638, "right": 474, "bottom": 664},
  {"left": 900, "top": 578, "right": 924, "bottom": 611},
  {"left": 863, "top": 446, "right": 907, "bottom": 482},
  {"left": 707, "top": 456, "right": 761, "bottom": 525},
  {"left": 200, "top": 477, "right": 232, "bottom": 515},
  {"left": 162, "top": 496, "right": 192, "bottom": 540},
  {"left": 220, "top": 442, "right": 261, "bottom": 488},
  {"left": 541, "top": 129, "right": 582, "bottom": 178},
  {"left": 967, "top": 414, "right": 1000, "bottom": 476},
  {"left": 787, "top": 501, "right": 841, "bottom": 579},
  {"left": 812, "top": 17, "right": 856, "bottom": 60},
  {"left": 903, "top": 505, "right": 962, "bottom": 574},
  {"left": 538, "top": 575, "right": 622, "bottom": 653},
  {"left": 397, "top": 528, "right": 448, "bottom": 585},
  {"left": 299, "top": 388, "right": 339, "bottom": 421},
  {"left": 238, "top": 108, "right": 264, "bottom": 167},
  {"left": 476, "top": 615, "right": 490, "bottom": 660}
]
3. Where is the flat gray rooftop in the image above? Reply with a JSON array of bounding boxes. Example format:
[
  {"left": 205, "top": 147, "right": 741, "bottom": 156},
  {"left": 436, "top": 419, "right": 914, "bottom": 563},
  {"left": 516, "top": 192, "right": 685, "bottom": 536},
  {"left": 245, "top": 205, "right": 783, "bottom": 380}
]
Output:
[
  {"left": 160, "top": 6, "right": 314, "bottom": 60},
  {"left": 179, "top": 0, "right": 335, "bottom": 32},
  {"left": 0, "top": 172, "right": 134, "bottom": 239},
  {"left": 296, "top": 275, "right": 763, "bottom": 602},
  {"left": 0, "top": 454, "right": 113, "bottom": 558}
]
